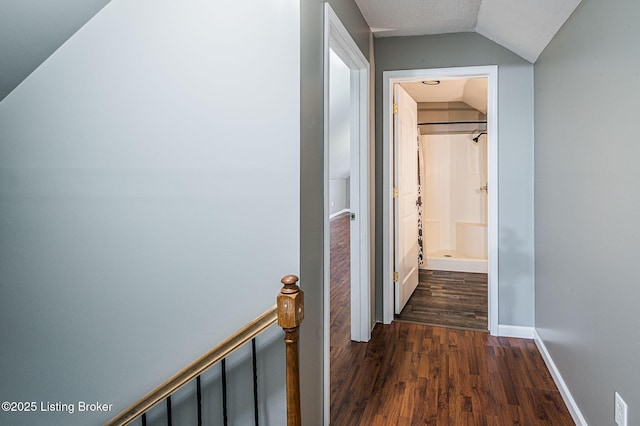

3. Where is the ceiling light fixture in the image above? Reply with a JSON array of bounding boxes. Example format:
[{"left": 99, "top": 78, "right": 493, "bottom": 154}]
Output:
[{"left": 422, "top": 80, "right": 440, "bottom": 85}]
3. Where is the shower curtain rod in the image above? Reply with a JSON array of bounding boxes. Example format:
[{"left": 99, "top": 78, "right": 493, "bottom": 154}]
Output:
[{"left": 418, "top": 120, "right": 487, "bottom": 126}]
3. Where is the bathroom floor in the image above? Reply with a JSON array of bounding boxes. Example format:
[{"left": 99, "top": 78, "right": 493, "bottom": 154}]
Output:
[{"left": 395, "top": 269, "right": 488, "bottom": 331}]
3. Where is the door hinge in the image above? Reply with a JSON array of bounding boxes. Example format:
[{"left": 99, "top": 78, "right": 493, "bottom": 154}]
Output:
[
  {"left": 393, "top": 103, "right": 398, "bottom": 114},
  {"left": 393, "top": 187, "right": 399, "bottom": 198},
  {"left": 394, "top": 271, "right": 399, "bottom": 282},
  {"left": 350, "top": 212, "right": 356, "bottom": 221}
]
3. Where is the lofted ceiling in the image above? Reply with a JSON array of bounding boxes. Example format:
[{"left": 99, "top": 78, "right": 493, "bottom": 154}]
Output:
[
  {"left": 355, "top": 0, "right": 582, "bottom": 63},
  {"left": 0, "top": 0, "right": 582, "bottom": 102}
]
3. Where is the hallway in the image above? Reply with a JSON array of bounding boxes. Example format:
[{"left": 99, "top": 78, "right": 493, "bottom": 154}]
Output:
[{"left": 329, "top": 213, "right": 574, "bottom": 425}]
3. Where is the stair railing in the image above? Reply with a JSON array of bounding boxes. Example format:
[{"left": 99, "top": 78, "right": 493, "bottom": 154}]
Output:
[{"left": 105, "top": 275, "right": 303, "bottom": 426}]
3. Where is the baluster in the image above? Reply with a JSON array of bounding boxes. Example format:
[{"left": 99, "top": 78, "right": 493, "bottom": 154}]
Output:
[
  {"left": 196, "top": 375, "right": 202, "bottom": 426},
  {"left": 221, "top": 359, "right": 228, "bottom": 426},
  {"left": 277, "top": 275, "right": 304, "bottom": 426},
  {"left": 252, "top": 338, "right": 259, "bottom": 426},
  {"left": 166, "top": 396, "right": 172, "bottom": 426}
]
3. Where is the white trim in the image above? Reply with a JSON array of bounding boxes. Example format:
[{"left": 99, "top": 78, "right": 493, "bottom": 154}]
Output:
[
  {"left": 382, "top": 66, "right": 499, "bottom": 335},
  {"left": 329, "top": 208, "right": 351, "bottom": 219},
  {"left": 323, "top": 3, "right": 371, "bottom": 425},
  {"left": 497, "top": 325, "right": 534, "bottom": 339},
  {"left": 534, "top": 330, "right": 588, "bottom": 426},
  {"left": 486, "top": 69, "right": 499, "bottom": 335}
]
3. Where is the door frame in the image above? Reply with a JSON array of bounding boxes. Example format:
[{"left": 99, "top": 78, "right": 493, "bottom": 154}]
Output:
[
  {"left": 323, "top": 2, "right": 372, "bottom": 422},
  {"left": 382, "top": 66, "right": 499, "bottom": 335}
]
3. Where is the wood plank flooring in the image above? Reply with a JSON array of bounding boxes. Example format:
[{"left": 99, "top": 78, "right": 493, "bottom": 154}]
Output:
[
  {"left": 330, "top": 213, "right": 352, "bottom": 351},
  {"left": 329, "top": 213, "right": 574, "bottom": 425},
  {"left": 396, "top": 269, "right": 488, "bottom": 331}
]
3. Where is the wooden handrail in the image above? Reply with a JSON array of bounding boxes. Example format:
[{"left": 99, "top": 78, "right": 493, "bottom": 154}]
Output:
[{"left": 105, "top": 305, "right": 278, "bottom": 426}]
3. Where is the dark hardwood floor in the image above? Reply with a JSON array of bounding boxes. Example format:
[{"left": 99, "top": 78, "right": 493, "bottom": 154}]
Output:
[
  {"left": 330, "top": 213, "right": 352, "bottom": 351},
  {"left": 396, "top": 269, "right": 488, "bottom": 331},
  {"left": 330, "top": 212, "right": 574, "bottom": 425}
]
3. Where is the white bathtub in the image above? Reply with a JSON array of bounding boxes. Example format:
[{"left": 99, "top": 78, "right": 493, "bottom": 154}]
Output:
[{"left": 422, "top": 222, "right": 487, "bottom": 273}]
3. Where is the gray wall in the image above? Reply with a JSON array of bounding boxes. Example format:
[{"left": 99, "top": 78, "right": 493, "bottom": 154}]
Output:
[
  {"left": 300, "top": 0, "right": 370, "bottom": 423},
  {"left": 329, "top": 49, "right": 351, "bottom": 215},
  {"left": 375, "top": 33, "right": 535, "bottom": 327},
  {"left": 330, "top": 178, "right": 350, "bottom": 215},
  {"left": 0, "top": 0, "right": 299, "bottom": 424},
  {"left": 534, "top": 0, "right": 640, "bottom": 424}
]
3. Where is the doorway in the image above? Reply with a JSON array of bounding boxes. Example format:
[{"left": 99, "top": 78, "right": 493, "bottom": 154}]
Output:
[
  {"left": 323, "top": 3, "right": 372, "bottom": 424},
  {"left": 382, "top": 66, "right": 499, "bottom": 335}
]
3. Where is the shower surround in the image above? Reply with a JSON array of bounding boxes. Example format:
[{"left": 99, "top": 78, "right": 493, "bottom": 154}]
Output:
[{"left": 422, "top": 132, "right": 488, "bottom": 273}]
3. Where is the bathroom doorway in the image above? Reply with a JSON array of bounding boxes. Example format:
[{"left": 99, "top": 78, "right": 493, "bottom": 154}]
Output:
[
  {"left": 382, "top": 66, "right": 499, "bottom": 334},
  {"left": 396, "top": 78, "right": 489, "bottom": 330}
]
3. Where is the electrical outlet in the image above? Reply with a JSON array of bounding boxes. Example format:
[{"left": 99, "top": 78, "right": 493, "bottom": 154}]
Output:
[{"left": 615, "top": 392, "right": 628, "bottom": 426}]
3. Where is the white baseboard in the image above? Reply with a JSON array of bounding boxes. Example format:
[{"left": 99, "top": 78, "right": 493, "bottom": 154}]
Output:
[
  {"left": 329, "top": 209, "right": 350, "bottom": 219},
  {"left": 533, "top": 329, "right": 588, "bottom": 426},
  {"left": 497, "top": 325, "right": 534, "bottom": 339}
]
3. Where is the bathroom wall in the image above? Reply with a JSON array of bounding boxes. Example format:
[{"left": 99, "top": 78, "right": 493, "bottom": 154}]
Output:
[{"left": 418, "top": 101, "right": 486, "bottom": 135}]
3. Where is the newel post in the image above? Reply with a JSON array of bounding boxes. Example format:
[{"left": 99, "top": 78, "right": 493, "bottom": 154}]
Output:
[{"left": 277, "top": 275, "right": 304, "bottom": 426}]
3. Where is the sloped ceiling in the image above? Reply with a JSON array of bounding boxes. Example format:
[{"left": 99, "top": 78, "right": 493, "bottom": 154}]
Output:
[
  {"left": 355, "top": 0, "right": 582, "bottom": 63},
  {"left": 476, "top": 0, "right": 582, "bottom": 62},
  {"left": 400, "top": 78, "right": 488, "bottom": 114},
  {"left": 0, "top": 0, "right": 112, "bottom": 101},
  {"left": 0, "top": 0, "right": 581, "bottom": 102}
]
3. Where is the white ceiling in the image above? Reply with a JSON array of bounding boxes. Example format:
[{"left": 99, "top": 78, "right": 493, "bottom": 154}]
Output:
[
  {"left": 476, "top": 0, "right": 582, "bottom": 62},
  {"left": 354, "top": 0, "right": 582, "bottom": 62},
  {"left": 401, "top": 80, "right": 467, "bottom": 103},
  {"left": 400, "top": 78, "right": 488, "bottom": 113},
  {"left": 355, "top": 0, "right": 482, "bottom": 37}
]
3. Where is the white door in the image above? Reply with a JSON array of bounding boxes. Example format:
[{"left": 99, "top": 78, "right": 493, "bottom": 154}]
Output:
[{"left": 394, "top": 85, "right": 420, "bottom": 314}]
